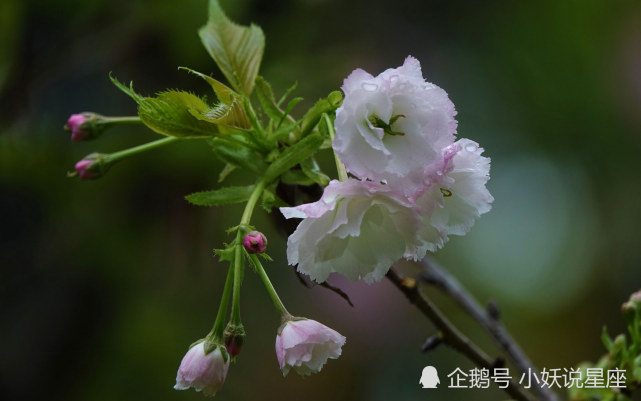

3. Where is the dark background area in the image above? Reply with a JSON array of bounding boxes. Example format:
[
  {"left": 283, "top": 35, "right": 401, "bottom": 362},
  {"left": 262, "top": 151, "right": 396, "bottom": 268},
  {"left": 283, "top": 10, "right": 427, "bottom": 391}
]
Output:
[{"left": 1, "top": 0, "right": 641, "bottom": 400}]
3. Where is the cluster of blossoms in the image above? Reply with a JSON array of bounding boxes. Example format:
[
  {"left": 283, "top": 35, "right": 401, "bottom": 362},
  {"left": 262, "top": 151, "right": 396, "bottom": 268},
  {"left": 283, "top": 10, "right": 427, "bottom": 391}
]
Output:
[
  {"left": 172, "top": 230, "right": 346, "bottom": 396},
  {"left": 175, "top": 316, "right": 345, "bottom": 396},
  {"left": 173, "top": 56, "right": 492, "bottom": 396},
  {"left": 67, "top": 51, "right": 491, "bottom": 398},
  {"left": 282, "top": 56, "right": 493, "bottom": 284}
]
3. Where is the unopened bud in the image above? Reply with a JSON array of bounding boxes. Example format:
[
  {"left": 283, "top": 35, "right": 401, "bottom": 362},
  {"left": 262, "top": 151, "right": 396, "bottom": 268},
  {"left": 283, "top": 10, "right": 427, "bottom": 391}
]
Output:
[
  {"left": 223, "top": 323, "right": 246, "bottom": 357},
  {"left": 242, "top": 231, "right": 267, "bottom": 254},
  {"left": 65, "top": 112, "right": 106, "bottom": 142},
  {"left": 622, "top": 290, "right": 641, "bottom": 323},
  {"left": 72, "top": 153, "right": 110, "bottom": 180}
]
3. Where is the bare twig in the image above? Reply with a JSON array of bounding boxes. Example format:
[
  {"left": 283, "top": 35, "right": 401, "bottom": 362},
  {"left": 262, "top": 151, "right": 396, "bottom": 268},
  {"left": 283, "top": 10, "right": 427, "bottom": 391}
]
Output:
[
  {"left": 416, "top": 257, "right": 558, "bottom": 401},
  {"left": 387, "top": 267, "right": 536, "bottom": 401},
  {"left": 319, "top": 281, "right": 354, "bottom": 307},
  {"left": 292, "top": 266, "right": 354, "bottom": 307}
]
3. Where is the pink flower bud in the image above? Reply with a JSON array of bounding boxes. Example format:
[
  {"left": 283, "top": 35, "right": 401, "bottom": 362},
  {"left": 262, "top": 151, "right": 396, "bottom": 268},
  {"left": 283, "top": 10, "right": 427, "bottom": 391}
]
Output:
[
  {"left": 74, "top": 159, "right": 98, "bottom": 180},
  {"left": 66, "top": 114, "right": 89, "bottom": 142},
  {"left": 223, "top": 324, "right": 245, "bottom": 357},
  {"left": 275, "top": 318, "right": 346, "bottom": 376},
  {"left": 242, "top": 231, "right": 267, "bottom": 254},
  {"left": 622, "top": 290, "right": 641, "bottom": 316},
  {"left": 224, "top": 335, "right": 243, "bottom": 357},
  {"left": 174, "top": 341, "right": 230, "bottom": 396}
]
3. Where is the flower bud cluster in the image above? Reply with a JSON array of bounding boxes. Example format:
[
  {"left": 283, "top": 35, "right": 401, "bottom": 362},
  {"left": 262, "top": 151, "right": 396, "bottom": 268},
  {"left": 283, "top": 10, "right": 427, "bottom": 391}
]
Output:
[{"left": 281, "top": 56, "right": 494, "bottom": 283}]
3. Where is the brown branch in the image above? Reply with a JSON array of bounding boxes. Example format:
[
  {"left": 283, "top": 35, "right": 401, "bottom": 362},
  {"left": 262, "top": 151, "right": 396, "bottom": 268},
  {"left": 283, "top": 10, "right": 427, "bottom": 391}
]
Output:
[
  {"left": 292, "top": 266, "right": 355, "bottom": 307},
  {"left": 416, "top": 257, "right": 558, "bottom": 401},
  {"left": 386, "top": 266, "right": 536, "bottom": 401}
]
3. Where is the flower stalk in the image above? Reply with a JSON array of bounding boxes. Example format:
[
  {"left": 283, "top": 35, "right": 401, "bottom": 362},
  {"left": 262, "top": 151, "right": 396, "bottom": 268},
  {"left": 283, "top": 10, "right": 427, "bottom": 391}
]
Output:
[
  {"left": 324, "top": 113, "right": 347, "bottom": 182},
  {"left": 104, "top": 136, "right": 180, "bottom": 165},
  {"left": 250, "top": 253, "right": 290, "bottom": 318},
  {"left": 208, "top": 265, "right": 235, "bottom": 343},
  {"left": 229, "top": 179, "right": 268, "bottom": 326}
]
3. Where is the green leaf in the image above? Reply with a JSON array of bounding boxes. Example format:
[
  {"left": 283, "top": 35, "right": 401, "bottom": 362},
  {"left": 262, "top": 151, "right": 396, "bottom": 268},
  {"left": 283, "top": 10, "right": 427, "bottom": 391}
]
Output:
[
  {"left": 214, "top": 244, "right": 236, "bottom": 262},
  {"left": 279, "top": 97, "right": 303, "bottom": 127},
  {"left": 299, "top": 91, "right": 343, "bottom": 138},
  {"left": 199, "top": 0, "right": 265, "bottom": 95},
  {"left": 189, "top": 101, "right": 250, "bottom": 130},
  {"left": 255, "top": 76, "right": 283, "bottom": 122},
  {"left": 140, "top": 91, "right": 218, "bottom": 138},
  {"left": 110, "top": 75, "right": 217, "bottom": 138},
  {"left": 301, "top": 157, "right": 330, "bottom": 186},
  {"left": 272, "top": 122, "right": 301, "bottom": 142},
  {"left": 281, "top": 169, "right": 315, "bottom": 186},
  {"left": 179, "top": 67, "right": 237, "bottom": 103},
  {"left": 261, "top": 187, "right": 286, "bottom": 212},
  {"left": 278, "top": 81, "right": 298, "bottom": 107},
  {"left": 263, "top": 133, "right": 324, "bottom": 183},
  {"left": 186, "top": 185, "right": 255, "bottom": 207},
  {"left": 180, "top": 67, "right": 251, "bottom": 129},
  {"left": 208, "top": 137, "right": 267, "bottom": 174},
  {"left": 218, "top": 163, "right": 237, "bottom": 183}
]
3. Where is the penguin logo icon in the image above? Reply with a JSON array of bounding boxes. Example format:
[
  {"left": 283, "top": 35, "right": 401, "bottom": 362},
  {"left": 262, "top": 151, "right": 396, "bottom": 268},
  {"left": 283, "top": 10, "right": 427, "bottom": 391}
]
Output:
[{"left": 419, "top": 366, "right": 440, "bottom": 388}]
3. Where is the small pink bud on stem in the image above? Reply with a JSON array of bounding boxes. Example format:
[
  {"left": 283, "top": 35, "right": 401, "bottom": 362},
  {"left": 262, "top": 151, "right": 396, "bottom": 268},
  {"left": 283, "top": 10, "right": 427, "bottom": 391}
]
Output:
[
  {"left": 74, "top": 159, "right": 97, "bottom": 180},
  {"left": 65, "top": 112, "right": 140, "bottom": 142},
  {"left": 66, "top": 114, "right": 90, "bottom": 141},
  {"left": 72, "top": 153, "right": 109, "bottom": 180},
  {"left": 242, "top": 231, "right": 267, "bottom": 254},
  {"left": 223, "top": 323, "right": 245, "bottom": 357}
]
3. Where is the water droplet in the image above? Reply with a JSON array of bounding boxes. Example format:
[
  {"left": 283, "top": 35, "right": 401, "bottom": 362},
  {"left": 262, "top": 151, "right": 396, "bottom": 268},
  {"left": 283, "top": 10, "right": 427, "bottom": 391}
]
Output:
[
  {"left": 440, "top": 188, "right": 452, "bottom": 197},
  {"left": 465, "top": 143, "right": 478, "bottom": 152},
  {"left": 362, "top": 82, "right": 378, "bottom": 92},
  {"left": 389, "top": 75, "right": 399, "bottom": 83},
  {"left": 436, "top": 170, "right": 443, "bottom": 176}
]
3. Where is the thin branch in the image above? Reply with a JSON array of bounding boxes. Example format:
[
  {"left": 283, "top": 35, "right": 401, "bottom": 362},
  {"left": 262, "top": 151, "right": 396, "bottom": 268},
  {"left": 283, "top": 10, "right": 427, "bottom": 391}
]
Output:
[
  {"left": 319, "top": 281, "right": 354, "bottom": 307},
  {"left": 386, "top": 267, "right": 536, "bottom": 401},
  {"left": 292, "top": 266, "right": 354, "bottom": 307},
  {"left": 416, "top": 257, "right": 558, "bottom": 401}
]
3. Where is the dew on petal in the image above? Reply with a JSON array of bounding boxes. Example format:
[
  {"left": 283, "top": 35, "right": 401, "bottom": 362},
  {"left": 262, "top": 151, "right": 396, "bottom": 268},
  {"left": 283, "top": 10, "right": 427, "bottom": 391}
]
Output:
[
  {"left": 436, "top": 170, "right": 444, "bottom": 176},
  {"left": 465, "top": 143, "right": 478, "bottom": 152},
  {"left": 361, "top": 82, "right": 378, "bottom": 92},
  {"left": 389, "top": 75, "right": 399, "bottom": 83}
]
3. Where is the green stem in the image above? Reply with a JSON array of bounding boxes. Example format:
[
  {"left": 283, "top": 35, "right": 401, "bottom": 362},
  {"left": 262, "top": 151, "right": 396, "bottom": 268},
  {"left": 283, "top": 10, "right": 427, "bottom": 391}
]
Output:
[
  {"left": 102, "top": 116, "right": 143, "bottom": 126},
  {"left": 240, "top": 180, "right": 267, "bottom": 226},
  {"left": 229, "top": 179, "right": 268, "bottom": 325},
  {"left": 105, "top": 136, "right": 180, "bottom": 164},
  {"left": 250, "top": 253, "right": 290, "bottom": 318},
  {"left": 208, "top": 264, "right": 235, "bottom": 342},
  {"left": 323, "top": 114, "right": 347, "bottom": 181},
  {"left": 230, "top": 234, "right": 244, "bottom": 325}
]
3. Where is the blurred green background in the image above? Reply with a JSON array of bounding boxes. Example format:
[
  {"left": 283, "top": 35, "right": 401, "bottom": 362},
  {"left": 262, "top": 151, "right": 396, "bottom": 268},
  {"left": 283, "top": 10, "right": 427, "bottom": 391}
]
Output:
[{"left": 2, "top": 0, "right": 641, "bottom": 400}]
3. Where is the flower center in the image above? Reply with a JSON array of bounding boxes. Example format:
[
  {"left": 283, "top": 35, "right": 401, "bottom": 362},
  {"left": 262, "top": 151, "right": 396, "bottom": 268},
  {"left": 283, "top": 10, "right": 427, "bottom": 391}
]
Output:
[{"left": 367, "top": 113, "right": 405, "bottom": 136}]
